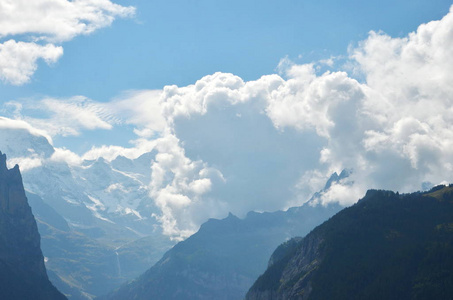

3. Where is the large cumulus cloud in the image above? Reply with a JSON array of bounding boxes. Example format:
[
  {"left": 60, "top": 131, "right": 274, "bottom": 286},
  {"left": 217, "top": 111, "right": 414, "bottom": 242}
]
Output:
[
  {"left": 149, "top": 6, "right": 453, "bottom": 237},
  {"left": 2, "top": 6, "right": 453, "bottom": 239}
]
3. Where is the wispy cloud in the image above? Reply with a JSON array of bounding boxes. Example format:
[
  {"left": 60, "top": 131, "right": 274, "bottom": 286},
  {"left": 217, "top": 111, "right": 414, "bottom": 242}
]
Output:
[
  {"left": 109, "top": 90, "right": 166, "bottom": 136},
  {"left": 6, "top": 96, "right": 115, "bottom": 136}
]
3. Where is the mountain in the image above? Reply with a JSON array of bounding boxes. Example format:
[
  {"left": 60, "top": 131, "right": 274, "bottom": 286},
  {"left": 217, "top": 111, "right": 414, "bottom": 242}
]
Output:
[
  {"left": 27, "top": 190, "right": 174, "bottom": 299},
  {"left": 0, "top": 127, "right": 164, "bottom": 242},
  {"left": 0, "top": 128, "right": 175, "bottom": 298},
  {"left": 0, "top": 151, "right": 66, "bottom": 300},
  {"left": 101, "top": 172, "right": 348, "bottom": 300},
  {"left": 246, "top": 186, "right": 453, "bottom": 300},
  {"left": 0, "top": 126, "right": 351, "bottom": 299}
]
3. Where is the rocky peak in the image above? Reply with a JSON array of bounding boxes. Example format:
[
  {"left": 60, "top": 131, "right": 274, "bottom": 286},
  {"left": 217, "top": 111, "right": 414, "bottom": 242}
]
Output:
[
  {"left": 0, "top": 152, "right": 28, "bottom": 214},
  {"left": 0, "top": 152, "right": 6, "bottom": 170},
  {"left": 0, "top": 151, "right": 66, "bottom": 299}
]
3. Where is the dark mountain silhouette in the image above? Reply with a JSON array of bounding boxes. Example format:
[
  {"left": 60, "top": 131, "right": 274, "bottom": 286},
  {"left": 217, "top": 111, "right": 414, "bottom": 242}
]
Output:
[
  {"left": 246, "top": 186, "right": 453, "bottom": 300},
  {"left": 0, "top": 151, "right": 66, "bottom": 300}
]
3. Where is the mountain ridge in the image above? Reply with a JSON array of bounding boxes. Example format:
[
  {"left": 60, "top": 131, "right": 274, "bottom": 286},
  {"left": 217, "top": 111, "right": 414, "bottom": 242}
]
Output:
[
  {"left": 101, "top": 171, "right": 348, "bottom": 300},
  {"left": 246, "top": 186, "right": 453, "bottom": 300}
]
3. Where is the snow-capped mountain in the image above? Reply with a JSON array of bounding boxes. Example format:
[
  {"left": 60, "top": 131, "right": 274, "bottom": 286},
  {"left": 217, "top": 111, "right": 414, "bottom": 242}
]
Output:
[
  {"left": 0, "top": 127, "right": 175, "bottom": 298},
  {"left": 77, "top": 154, "right": 154, "bottom": 221},
  {"left": 0, "top": 126, "right": 354, "bottom": 299},
  {"left": 0, "top": 127, "right": 162, "bottom": 243},
  {"left": 0, "top": 125, "right": 55, "bottom": 159}
]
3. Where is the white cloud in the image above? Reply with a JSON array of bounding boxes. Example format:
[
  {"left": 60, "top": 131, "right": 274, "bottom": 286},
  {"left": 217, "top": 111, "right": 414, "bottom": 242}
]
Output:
[
  {"left": 189, "top": 178, "right": 212, "bottom": 195},
  {"left": 292, "top": 169, "right": 330, "bottom": 205},
  {"left": 160, "top": 72, "right": 250, "bottom": 124},
  {"left": 0, "top": 40, "right": 63, "bottom": 85},
  {"left": 4, "top": 91, "right": 165, "bottom": 139},
  {"left": 50, "top": 147, "right": 83, "bottom": 166},
  {"left": 266, "top": 65, "right": 365, "bottom": 138},
  {"left": 110, "top": 90, "right": 166, "bottom": 136},
  {"left": 319, "top": 57, "right": 335, "bottom": 67},
  {"left": 6, "top": 96, "right": 115, "bottom": 137},
  {"left": 0, "top": 117, "right": 53, "bottom": 143},
  {"left": 82, "top": 138, "right": 157, "bottom": 161},
  {"left": 149, "top": 5, "right": 453, "bottom": 237},
  {"left": 0, "top": 0, "right": 135, "bottom": 42},
  {"left": 0, "top": 0, "right": 135, "bottom": 85},
  {"left": 7, "top": 156, "right": 43, "bottom": 172},
  {"left": 318, "top": 182, "right": 363, "bottom": 206},
  {"left": 149, "top": 133, "right": 224, "bottom": 239},
  {"left": 136, "top": 4, "right": 453, "bottom": 235},
  {"left": 2, "top": 6, "right": 453, "bottom": 240},
  {"left": 41, "top": 96, "right": 114, "bottom": 134},
  {"left": 292, "top": 5, "right": 453, "bottom": 194}
]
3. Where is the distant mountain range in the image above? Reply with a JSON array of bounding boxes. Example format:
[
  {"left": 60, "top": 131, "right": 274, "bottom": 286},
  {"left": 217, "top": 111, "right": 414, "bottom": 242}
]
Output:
[
  {"left": 246, "top": 186, "right": 453, "bottom": 300},
  {"left": 29, "top": 190, "right": 174, "bottom": 299},
  {"left": 0, "top": 127, "right": 166, "bottom": 242},
  {"left": 11, "top": 125, "right": 450, "bottom": 300},
  {"left": 0, "top": 151, "right": 66, "bottom": 299},
  {"left": 0, "top": 127, "right": 351, "bottom": 299},
  {"left": 101, "top": 172, "right": 348, "bottom": 300},
  {"left": 1, "top": 132, "right": 451, "bottom": 300},
  {"left": 0, "top": 128, "right": 174, "bottom": 298}
]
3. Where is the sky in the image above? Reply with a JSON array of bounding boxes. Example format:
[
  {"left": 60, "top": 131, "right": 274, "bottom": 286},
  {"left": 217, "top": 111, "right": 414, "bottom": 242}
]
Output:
[
  {"left": 0, "top": 0, "right": 451, "bottom": 151},
  {"left": 1, "top": 0, "right": 453, "bottom": 238}
]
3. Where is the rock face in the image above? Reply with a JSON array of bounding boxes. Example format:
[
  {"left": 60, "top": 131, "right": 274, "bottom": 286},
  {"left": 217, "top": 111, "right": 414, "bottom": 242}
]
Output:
[
  {"left": 0, "top": 152, "right": 66, "bottom": 300},
  {"left": 102, "top": 172, "right": 346, "bottom": 300},
  {"left": 246, "top": 186, "right": 453, "bottom": 300}
]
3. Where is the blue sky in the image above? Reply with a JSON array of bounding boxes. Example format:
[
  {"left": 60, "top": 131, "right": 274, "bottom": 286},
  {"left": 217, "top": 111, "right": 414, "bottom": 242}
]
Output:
[
  {"left": 2, "top": 0, "right": 451, "bottom": 101},
  {"left": 1, "top": 0, "right": 450, "bottom": 153},
  {"left": 1, "top": 0, "right": 453, "bottom": 237}
]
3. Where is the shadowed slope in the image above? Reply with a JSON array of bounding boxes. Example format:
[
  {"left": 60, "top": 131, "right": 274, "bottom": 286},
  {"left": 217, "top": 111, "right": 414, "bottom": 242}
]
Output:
[{"left": 247, "top": 186, "right": 453, "bottom": 300}]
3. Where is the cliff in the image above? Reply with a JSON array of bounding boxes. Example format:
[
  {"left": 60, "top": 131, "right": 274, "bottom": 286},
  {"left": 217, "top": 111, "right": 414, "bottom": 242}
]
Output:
[{"left": 0, "top": 151, "right": 66, "bottom": 299}]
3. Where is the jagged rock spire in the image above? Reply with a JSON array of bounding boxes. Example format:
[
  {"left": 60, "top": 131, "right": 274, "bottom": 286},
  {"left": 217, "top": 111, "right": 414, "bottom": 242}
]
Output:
[{"left": 0, "top": 151, "right": 66, "bottom": 299}]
